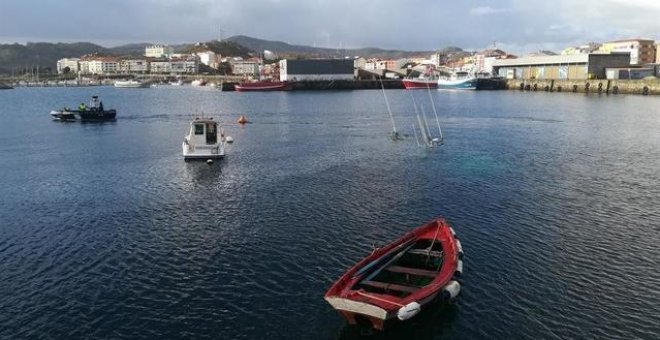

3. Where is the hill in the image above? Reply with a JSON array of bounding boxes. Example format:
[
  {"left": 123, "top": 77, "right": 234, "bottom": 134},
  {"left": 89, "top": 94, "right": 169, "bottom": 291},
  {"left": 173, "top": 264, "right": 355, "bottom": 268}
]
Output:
[
  {"left": 225, "top": 35, "right": 433, "bottom": 59},
  {"left": 0, "top": 42, "right": 108, "bottom": 74},
  {"left": 177, "top": 40, "right": 254, "bottom": 58}
]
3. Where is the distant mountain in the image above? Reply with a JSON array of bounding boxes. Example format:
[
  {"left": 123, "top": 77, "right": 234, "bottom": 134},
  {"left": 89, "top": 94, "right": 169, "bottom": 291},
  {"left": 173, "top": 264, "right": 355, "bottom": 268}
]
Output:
[
  {"left": 225, "top": 35, "right": 433, "bottom": 59},
  {"left": 0, "top": 36, "right": 461, "bottom": 75},
  {"left": 0, "top": 42, "right": 108, "bottom": 74},
  {"left": 178, "top": 40, "right": 254, "bottom": 58}
]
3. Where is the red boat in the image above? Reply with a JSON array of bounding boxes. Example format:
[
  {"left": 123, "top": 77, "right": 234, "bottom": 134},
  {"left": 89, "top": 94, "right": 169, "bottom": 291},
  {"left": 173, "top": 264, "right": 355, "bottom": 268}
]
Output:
[
  {"left": 402, "top": 78, "right": 438, "bottom": 89},
  {"left": 325, "top": 218, "right": 463, "bottom": 330},
  {"left": 234, "top": 80, "right": 293, "bottom": 92}
]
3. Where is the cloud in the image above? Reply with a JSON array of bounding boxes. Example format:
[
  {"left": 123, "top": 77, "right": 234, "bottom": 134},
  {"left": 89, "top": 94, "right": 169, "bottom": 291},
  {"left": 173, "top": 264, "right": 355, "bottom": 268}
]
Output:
[
  {"left": 0, "top": 0, "right": 658, "bottom": 53},
  {"left": 469, "top": 6, "right": 510, "bottom": 16}
]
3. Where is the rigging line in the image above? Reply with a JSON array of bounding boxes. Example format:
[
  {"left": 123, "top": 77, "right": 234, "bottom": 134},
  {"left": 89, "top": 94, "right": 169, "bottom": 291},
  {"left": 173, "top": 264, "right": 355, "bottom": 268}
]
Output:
[{"left": 427, "top": 85, "right": 443, "bottom": 140}]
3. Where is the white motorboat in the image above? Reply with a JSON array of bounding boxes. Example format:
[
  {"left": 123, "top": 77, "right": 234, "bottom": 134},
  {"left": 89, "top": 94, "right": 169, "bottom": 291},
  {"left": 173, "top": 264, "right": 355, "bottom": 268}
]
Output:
[
  {"left": 182, "top": 117, "right": 225, "bottom": 160},
  {"left": 49, "top": 109, "right": 76, "bottom": 121},
  {"left": 191, "top": 79, "right": 206, "bottom": 87},
  {"left": 114, "top": 80, "right": 149, "bottom": 88}
]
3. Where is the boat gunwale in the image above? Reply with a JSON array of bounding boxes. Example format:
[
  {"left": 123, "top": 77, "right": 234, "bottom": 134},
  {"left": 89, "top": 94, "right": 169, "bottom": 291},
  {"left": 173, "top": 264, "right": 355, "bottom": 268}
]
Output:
[{"left": 325, "top": 218, "right": 459, "bottom": 312}]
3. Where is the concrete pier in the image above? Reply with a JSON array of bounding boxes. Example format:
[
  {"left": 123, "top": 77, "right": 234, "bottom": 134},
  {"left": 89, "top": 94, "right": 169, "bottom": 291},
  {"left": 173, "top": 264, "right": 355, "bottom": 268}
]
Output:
[{"left": 507, "top": 79, "right": 660, "bottom": 95}]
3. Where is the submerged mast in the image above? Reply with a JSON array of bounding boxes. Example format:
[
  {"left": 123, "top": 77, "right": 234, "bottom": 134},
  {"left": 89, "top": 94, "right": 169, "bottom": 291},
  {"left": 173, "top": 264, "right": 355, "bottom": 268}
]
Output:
[
  {"left": 427, "top": 86, "right": 443, "bottom": 141},
  {"left": 380, "top": 77, "right": 399, "bottom": 139}
]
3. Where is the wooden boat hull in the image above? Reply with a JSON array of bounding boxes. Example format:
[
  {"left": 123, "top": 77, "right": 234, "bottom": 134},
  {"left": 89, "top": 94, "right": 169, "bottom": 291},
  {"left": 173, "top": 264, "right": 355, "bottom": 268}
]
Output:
[
  {"left": 325, "top": 218, "right": 463, "bottom": 330},
  {"left": 235, "top": 81, "right": 292, "bottom": 91}
]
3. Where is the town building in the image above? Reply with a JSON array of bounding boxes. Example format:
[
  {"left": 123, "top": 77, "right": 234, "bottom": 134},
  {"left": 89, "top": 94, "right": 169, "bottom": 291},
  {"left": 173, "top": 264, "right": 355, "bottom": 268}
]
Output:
[
  {"left": 150, "top": 57, "right": 199, "bottom": 74},
  {"left": 56, "top": 58, "right": 80, "bottom": 74},
  {"left": 656, "top": 42, "right": 660, "bottom": 64},
  {"left": 561, "top": 43, "right": 602, "bottom": 55},
  {"left": 87, "top": 57, "right": 120, "bottom": 75},
  {"left": 196, "top": 51, "right": 220, "bottom": 69},
  {"left": 598, "top": 39, "right": 655, "bottom": 65},
  {"left": 279, "top": 59, "right": 354, "bottom": 81},
  {"left": 230, "top": 60, "right": 260, "bottom": 77},
  {"left": 492, "top": 53, "right": 631, "bottom": 80},
  {"left": 145, "top": 44, "right": 174, "bottom": 58},
  {"left": 119, "top": 59, "right": 149, "bottom": 73}
]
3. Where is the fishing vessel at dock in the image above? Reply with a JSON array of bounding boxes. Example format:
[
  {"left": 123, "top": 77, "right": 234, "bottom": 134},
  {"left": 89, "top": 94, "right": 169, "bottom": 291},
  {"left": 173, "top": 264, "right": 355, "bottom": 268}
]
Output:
[{"left": 438, "top": 71, "right": 478, "bottom": 90}]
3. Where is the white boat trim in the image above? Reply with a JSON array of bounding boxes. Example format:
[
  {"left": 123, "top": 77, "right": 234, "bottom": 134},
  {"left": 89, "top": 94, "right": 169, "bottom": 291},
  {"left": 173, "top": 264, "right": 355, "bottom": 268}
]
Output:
[{"left": 324, "top": 297, "right": 388, "bottom": 320}]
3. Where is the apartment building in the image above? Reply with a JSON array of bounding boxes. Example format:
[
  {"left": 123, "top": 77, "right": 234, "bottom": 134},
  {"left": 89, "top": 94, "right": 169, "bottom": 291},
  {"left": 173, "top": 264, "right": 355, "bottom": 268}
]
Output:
[
  {"left": 56, "top": 58, "right": 81, "bottom": 74},
  {"left": 599, "top": 39, "right": 655, "bottom": 65}
]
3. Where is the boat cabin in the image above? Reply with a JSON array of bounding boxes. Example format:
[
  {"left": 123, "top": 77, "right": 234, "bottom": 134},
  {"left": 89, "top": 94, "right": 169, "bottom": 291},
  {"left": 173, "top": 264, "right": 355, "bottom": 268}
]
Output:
[{"left": 183, "top": 117, "right": 224, "bottom": 160}]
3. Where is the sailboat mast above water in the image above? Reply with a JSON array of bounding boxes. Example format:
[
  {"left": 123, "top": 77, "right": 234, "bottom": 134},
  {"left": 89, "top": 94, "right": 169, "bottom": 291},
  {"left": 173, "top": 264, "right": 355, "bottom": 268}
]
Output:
[{"left": 380, "top": 77, "right": 400, "bottom": 140}]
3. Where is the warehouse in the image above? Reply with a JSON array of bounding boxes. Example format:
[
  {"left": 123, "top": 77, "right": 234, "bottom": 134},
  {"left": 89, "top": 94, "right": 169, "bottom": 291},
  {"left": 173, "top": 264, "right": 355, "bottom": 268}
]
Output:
[
  {"left": 279, "top": 59, "right": 354, "bottom": 81},
  {"left": 493, "top": 53, "right": 631, "bottom": 80}
]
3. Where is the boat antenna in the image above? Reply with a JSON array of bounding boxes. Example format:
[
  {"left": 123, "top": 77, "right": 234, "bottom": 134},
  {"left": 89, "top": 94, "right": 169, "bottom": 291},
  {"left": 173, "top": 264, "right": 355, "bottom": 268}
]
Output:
[
  {"left": 379, "top": 76, "right": 399, "bottom": 140},
  {"left": 427, "top": 85, "right": 443, "bottom": 142}
]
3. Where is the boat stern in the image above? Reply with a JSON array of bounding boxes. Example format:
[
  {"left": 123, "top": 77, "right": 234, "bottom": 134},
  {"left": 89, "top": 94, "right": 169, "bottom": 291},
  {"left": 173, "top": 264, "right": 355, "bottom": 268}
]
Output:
[{"left": 324, "top": 296, "right": 390, "bottom": 329}]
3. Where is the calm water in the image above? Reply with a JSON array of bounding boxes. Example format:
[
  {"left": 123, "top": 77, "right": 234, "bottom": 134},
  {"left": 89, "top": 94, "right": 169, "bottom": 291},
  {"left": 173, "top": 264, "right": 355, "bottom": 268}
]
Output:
[{"left": 1, "top": 86, "right": 659, "bottom": 339}]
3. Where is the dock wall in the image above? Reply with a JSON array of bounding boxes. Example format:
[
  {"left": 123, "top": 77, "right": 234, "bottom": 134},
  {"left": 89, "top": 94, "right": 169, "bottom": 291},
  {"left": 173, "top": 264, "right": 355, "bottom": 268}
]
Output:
[{"left": 506, "top": 79, "right": 660, "bottom": 95}]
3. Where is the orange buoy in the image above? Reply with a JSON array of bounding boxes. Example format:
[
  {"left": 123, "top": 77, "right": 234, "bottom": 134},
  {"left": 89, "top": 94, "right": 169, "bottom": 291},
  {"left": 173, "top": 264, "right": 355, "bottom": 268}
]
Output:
[{"left": 237, "top": 115, "right": 248, "bottom": 124}]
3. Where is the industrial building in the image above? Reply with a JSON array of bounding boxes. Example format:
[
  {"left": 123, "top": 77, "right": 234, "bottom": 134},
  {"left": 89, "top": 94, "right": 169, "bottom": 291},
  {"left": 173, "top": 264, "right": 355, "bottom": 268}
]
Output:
[
  {"left": 279, "top": 59, "right": 354, "bottom": 81},
  {"left": 493, "top": 53, "right": 631, "bottom": 80}
]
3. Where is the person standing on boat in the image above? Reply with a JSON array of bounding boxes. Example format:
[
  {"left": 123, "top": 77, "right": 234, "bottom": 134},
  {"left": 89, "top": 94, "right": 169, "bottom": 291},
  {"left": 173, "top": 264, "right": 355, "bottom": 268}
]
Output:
[
  {"left": 78, "top": 103, "right": 86, "bottom": 111},
  {"left": 99, "top": 101, "right": 104, "bottom": 112}
]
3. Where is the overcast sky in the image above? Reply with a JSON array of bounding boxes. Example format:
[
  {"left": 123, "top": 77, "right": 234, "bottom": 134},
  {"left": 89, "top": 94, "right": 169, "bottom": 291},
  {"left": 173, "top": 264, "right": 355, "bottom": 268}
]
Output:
[{"left": 0, "top": 0, "right": 658, "bottom": 54}]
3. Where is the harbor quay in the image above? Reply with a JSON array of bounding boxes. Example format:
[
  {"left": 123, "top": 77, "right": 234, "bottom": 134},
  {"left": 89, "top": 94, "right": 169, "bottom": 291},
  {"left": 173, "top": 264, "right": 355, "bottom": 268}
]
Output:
[{"left": 507, "top": 78, "right": 660, "bottom": 95}]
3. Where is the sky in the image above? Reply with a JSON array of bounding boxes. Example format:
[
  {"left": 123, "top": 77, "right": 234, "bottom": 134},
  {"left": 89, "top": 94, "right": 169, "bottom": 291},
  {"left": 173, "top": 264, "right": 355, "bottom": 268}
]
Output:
[{"left": 0, "top": 0, "right": 658, "bottom": 54}]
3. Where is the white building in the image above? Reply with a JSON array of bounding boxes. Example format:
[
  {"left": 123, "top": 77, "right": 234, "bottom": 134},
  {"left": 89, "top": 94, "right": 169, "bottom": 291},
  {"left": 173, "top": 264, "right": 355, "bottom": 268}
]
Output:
[
  {"left": 151, "top": 58, "right": 198, "bottom": 74},
  {"left": 150, "top": 60, "right": 172, "bottom": 73},
  {"left": 56, "top": 58, "right": 80, "bottom": 74},
  {"left": 145, "top": 44, "right": 174, "bottom": 58},
  {"left": 87, "top": 57, "right": 119, "bottom": 74},
  {"left": 196, "top": 51, "right": 219, "bottom": 69},
  {"left": 119, "top": 59, "right": 149, "bottom": 73},
  {"left": 230, "top": 60, "right": 260, "bottom": 76},
  {"left": 279, "top": 59, "right": 354, "bottom": 81}
]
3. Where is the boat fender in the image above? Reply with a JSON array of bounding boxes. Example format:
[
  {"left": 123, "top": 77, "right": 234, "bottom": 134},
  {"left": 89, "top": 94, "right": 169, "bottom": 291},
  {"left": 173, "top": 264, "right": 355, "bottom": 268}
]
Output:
[
  {"left": 397, "top": 302, "right": 421, "bottom": 321},
  {"left": 455, "top": 259, "right": 464, "bottom": 277},
  {"left": 456, "top": 240, "right": 464, "bottom": 259},
  {"left": 441, "top": 280, "right": 461, "bottom": 302}
]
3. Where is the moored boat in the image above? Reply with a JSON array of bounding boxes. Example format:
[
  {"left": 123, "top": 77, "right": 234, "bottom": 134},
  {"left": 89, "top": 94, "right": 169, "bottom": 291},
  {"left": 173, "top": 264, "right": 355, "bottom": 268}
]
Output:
[
  {"left": 114, "top": 80, "right": 149, "bottom": 88},
  {"left": 182, "top": 117, "right": 225, "bottom": 160},
  {"left": 438, "top": 71, "right": 477, "bottom": 90},
  {"left": 49, "top": 109, "right": 77, "bottom": 121},
  {"left": 402, "top": 78, "right": 438, "bottom": 90},
  {"left": 50, "top": 96, "right": 116, "bottom": 121},
  {"left": 325, "top": 218, "right": 464, "bottom": 330},
  {"left": 235, "top": 80, "right": 292, "bottom": 92}
]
